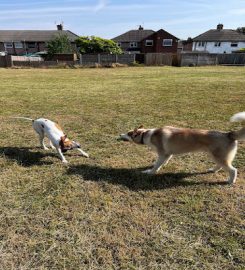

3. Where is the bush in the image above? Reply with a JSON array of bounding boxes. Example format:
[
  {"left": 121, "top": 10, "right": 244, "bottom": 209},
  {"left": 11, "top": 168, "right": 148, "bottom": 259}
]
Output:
[
  {"left": 46, "top": 34, "right": 73, "bottom": 57},
  {"left": 76, "top": 36, "right": 122, "bottom": 54}
]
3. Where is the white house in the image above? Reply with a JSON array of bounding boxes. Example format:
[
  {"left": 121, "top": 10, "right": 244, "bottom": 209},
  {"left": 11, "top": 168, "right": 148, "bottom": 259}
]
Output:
[{"left": 192, "top": 24, "right": 245, "bottom": 54}]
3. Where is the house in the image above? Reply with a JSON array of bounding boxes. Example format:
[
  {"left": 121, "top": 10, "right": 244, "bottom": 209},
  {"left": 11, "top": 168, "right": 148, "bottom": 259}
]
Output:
[
  {"left": 192, "top": 24, "right": 245, "bottom": 54},
  {"left": 177, "top": 38, "right": 193, "bottom": 53},
  {"left": 112, "top": 26, "right": 179, "bottom": 54},
  {"left": 0, "top": 24, "right": 79, "bottom": 56}
]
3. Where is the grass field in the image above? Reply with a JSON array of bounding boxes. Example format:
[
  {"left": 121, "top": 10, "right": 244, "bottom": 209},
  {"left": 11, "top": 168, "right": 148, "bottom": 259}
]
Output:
[{"left": 0, "top": 66, "right": 244, "bottom": 269}]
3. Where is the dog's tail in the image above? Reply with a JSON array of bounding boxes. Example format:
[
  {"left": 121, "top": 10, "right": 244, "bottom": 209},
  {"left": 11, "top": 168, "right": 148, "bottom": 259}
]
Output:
[
  {"left": 11, "top": 117, "right": 34, "bottom": 122},
  {"left": 230, "top": 112, "right": 245, "bottom": 141}
]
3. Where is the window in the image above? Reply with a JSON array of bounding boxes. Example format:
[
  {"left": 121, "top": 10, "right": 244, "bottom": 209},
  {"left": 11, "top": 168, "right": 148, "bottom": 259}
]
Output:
[
  {"left": 130, "top": 42, "right": 138, "bottom": 48},
  {"left": 214, "top": 42, "right": 221, "bottom": 47},
  {"left": 117, "top": 42, "right": 121, "bottom": 47},
  {"left": 4, "top": 42, "right": 13, "bottom": 48},
  {"left": 27, "top": 42, "right": 36, "bottom": 48},
  {"left": 231, "top": 43, "right": 238, "bottom": 47},
  {"left": 145, "top": 40, "right": 153, "bottom": 46},
  {"left": 163, "top": 39, "right": 173, "bottom": 46},
  {"left": 198, "top": 41, "right": 206, "bottom": 47},
  {"left": 14, "top": 42, "right": 23, "bottom": 49}
]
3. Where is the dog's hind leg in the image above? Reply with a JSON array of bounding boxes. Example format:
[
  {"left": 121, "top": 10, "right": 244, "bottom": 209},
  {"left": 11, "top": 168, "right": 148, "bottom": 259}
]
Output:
[
  {"left": 32, "top": 122, "right": 47, "bottom": 149},
  {"left": 219, "top": 161, "right": 237, "bottom": 184},
  {"left": 142, "top": 154, "right": 172, "bottom": 174},
  {"left": 39, "top": 134, "right": 49, "bottom": 150},
  {"left": 227, "top": 165, "right": 237, "bottom": 184},
  {"left": 211, "top": 142, "right": 238, "bottom": 184}
]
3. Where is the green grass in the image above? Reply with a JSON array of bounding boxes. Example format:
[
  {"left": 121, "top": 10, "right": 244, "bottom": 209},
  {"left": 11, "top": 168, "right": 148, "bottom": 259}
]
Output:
[{"left": 0, "top": 66, "right": 244, "bottom": 269}]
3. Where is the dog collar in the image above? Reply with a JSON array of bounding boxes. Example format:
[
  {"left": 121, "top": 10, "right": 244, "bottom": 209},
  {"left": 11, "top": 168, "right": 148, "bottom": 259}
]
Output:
[{"left": 140, "top": 132, "right": 145, "bottom": 144}]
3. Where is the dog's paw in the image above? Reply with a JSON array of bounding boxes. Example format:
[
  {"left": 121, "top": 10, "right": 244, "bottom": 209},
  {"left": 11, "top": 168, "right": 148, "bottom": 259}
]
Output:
[
  {"left": 142, "top": 169, "right": 155, "bottom": 175},
  {"left": 208, "top": 167, "right": 222, "bottom": 173},
  {"left": 227, "top": 178, "right": 236, "bottom": 185},
  {"left": 82, "top": 152, "right": 89, "bottom": 158},
  {"left": 43, "top": 147, "right": 49, "bottom": 150}
]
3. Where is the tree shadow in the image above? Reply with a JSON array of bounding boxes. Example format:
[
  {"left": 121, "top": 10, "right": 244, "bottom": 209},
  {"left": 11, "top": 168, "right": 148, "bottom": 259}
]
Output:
[
  {"left": 0, "top": 146, "right": 56, "bottom": 166},
  {"left": 67, "top": 164, "right": 228, "bottom": 191}
]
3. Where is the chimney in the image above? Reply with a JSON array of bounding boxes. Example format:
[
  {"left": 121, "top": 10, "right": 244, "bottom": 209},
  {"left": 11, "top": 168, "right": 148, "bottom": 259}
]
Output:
[
  {"left": 217, "top": 24, "right": 223, "bottom": 30},
  {"left": 57, "top": 24, "right": 63, "bottom": 31},
  {"left": 138, "top": 25, "right": 144, "bottom": 30}
]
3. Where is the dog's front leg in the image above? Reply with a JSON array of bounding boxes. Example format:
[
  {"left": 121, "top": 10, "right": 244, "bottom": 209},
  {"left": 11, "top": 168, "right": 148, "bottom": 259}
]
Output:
[
  {"left": 77, "top": 148, "right": 89, "bottom": 158},
  {"left": 142, "top": 154, "right": 172, "bottom": 174},
  {"left": 56, "top": 148, "right": 68, "bottom": 163},
  {"left": 49, "top": 140, "right": 56, "bottom": 149},
  {"left": 208, "top": 165, "right": 222, "bottom": 173}
]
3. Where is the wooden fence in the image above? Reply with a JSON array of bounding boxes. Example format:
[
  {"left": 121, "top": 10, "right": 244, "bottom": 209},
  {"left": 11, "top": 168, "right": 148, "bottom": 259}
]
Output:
[
  {"left": 218, "top": 53, "right": 245, "bottom": 65},
  {"left": 0, "top": 56, "right": 6, "bottom": 67},
  {"left": 1, "top": 53, "right": 245, "bottom": 68},
  {"left": 145, "top": 53, "right": 173, "bottom": 66},
  {"left": 0, "top": 54, "right": 135, "bottom": 67},
  {"left": 79, "top": 54, "right": 135, "bottom": 66},
  {"left": 181, "top": 53, "right": 245, "bottom": 66}
]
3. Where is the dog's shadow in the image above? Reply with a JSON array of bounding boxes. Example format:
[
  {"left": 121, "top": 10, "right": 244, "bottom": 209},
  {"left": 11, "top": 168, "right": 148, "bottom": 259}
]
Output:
[
  {"left": 67, "top": 164, "right": 227, "bottom": 191},
  {"left": 0, "top": 146, "right": 57, "bottom": 166},
  {"left": 0, "top": 147, "right": 228, "bottom": 190}
]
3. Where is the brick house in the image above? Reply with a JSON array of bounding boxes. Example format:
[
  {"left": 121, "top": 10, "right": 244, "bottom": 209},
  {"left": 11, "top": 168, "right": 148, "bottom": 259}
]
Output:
[
  {"left": 112, "top": 26, "right": 179, "bottom": 53},
  {"left": 0, "top": 25, "right": 79, "bottom": 55}
]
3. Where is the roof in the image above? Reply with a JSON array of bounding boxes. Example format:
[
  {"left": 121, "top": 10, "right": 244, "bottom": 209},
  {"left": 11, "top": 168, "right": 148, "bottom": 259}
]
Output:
[
  {"left": 112, "top": 29, "right": 155, "bottom": 42},
  {"left": 142, "top": 29, "right": 179, "bottom": 41},
  {"left": 0, "top": 30, "right": 79, "bottom": 42},
  {"left": 193, "top": 29, "right": 245, "bottom": 42}
]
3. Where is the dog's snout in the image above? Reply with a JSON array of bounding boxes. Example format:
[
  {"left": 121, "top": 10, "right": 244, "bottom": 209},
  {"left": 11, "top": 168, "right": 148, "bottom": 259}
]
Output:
[
  {"left": 72, "top": 141, "right": 81, "bottom": 148},
  {"left": 118, "top": 134, "right": 131, "bottom": 142}
]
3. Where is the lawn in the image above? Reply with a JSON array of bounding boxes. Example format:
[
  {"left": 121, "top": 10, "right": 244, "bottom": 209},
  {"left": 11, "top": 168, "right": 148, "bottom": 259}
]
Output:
[{"left": 0, "top": 66, "right": 244, "bottom": 269}]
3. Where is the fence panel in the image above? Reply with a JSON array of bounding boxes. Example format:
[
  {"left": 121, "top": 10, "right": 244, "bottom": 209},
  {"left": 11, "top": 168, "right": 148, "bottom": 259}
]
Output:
[
  {"left": 218, "top": 53, "right": 245, "bottom": 65},
  {"left": 12, "top": 60, "right": 77, "bottom": 67},
  {"left": 80, "top": 54, "right": 98, "bottom": 66},
  {"left": 145, "top": 53, "right": 173, "bottom": 66},
  {"left": 80, "top": 54, "right": 135, "bottom": 66},
  {"left": 117, "top": 54, "right": 135, "bottom": 64},
  {"left": 181, "top": 53, "right": 245, "bottom": 66},
  {"left": 100, "top": 54, "right": 116, "bottom": 65},
  {"left": 11, "top": 56, "right": 43, "bottom": 62},
  {"left": 0, "top": 56, "right": 6, "bottom": 67}
]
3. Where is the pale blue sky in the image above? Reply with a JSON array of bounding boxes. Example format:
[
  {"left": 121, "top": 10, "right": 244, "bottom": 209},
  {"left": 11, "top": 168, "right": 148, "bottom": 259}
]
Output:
[{"left": 0, "top": 0, "right": 245, "bottom": 39}]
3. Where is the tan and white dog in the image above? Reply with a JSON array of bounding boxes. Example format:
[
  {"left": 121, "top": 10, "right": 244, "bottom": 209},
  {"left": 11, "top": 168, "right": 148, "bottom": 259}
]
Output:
[
  {"left": 118, "top": 112, "right": 245, "bottom": 184},
  {"left": 13, "top": 117, "right": 89, "bottom": 163}
]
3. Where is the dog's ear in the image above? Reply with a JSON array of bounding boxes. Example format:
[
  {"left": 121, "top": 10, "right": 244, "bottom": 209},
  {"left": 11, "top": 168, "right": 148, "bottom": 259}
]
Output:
[
  {"left": 60, "top": 135, "right": 68, "bottom": 147},
  {"left": 61, "top": 134, "right": 68, "bottom": 141},
  {"left": 59, "top": 137, "right": 64, "bottom": 148},
  {"left": 133, "top": 125, "right": 144, "bottom": 133}
]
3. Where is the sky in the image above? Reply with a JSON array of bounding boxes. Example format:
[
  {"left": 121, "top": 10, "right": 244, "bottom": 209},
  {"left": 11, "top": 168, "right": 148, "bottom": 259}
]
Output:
[{"left": 0, "top": 0, "right": 245, "bottom": 40}]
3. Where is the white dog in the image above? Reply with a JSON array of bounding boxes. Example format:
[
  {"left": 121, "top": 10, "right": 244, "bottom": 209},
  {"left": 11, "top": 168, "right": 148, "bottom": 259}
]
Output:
[
  {"left": 118, "top": 112, "right": 245, "bottom": 184},
  {"left": 13, "top": 117, "right": 89, "bottom": 163}
]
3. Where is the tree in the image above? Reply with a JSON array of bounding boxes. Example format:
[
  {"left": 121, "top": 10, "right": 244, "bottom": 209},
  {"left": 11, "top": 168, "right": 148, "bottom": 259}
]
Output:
[
  {"left": 75, "top": 36, "right": 122, "bottom": 54},
  {"left": 237, "top": 27, "right": 245, "bottom": 34},
  {"left": 47, "top": 34, "right": 73, "bottom": 56}
]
